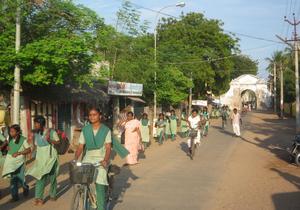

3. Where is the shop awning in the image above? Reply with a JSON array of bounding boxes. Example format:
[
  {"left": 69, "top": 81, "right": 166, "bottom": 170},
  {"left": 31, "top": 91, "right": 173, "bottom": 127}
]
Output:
[{"left": 127, "top": 97, "right": 146, "bottom": 104}]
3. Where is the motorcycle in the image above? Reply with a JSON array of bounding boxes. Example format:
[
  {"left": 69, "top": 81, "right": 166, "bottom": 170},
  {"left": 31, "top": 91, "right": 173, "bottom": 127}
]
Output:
[{"left": 289, "top": 135, "right": 300, "bottom": 166}]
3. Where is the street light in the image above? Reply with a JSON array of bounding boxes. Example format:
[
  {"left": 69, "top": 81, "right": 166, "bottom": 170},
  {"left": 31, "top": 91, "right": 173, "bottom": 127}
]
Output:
[
  {"left": 176, "top": 2, "right": 186, "bottom": 7},
  {"left": 153, "top": 1, "right": 186, "bottom": 129}
]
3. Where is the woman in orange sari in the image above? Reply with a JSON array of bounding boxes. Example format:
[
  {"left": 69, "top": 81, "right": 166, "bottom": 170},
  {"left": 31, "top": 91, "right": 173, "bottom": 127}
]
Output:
[{"left": 122, "top": 112, "right": 142, "bottom": 166}]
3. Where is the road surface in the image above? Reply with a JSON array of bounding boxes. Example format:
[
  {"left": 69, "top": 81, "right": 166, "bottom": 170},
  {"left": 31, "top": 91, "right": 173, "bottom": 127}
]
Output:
[{"left": 0, "top": 111, "right": 299, "bottom": 210}]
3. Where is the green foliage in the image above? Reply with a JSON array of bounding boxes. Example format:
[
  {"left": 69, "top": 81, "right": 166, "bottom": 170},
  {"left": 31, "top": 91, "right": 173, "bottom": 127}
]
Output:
[
  {"left": 283, "top": 68, "right": 295, "bottom": 103},
  {"left": 266, "top": 48, "right": 297, "bottom": 104},
  {"left": 157, "top": 13, "right": 238, "bottom": 96},
  {"left": 231, "top": 55, "right": 258, "bottom": 79},
  {"left": 0, "top": 0, "right": 105, "bottom": 86},
  {"left": 0, "top": 0, "right": 258, "bottom": 107},
  {"left": 156, "top": 67, "right": 193, "bottom": 105},
  {"left": 116, "top": 0, "right": 149, "bottom": 36},
  {"left": 18, "top": 35, "right": 93, "bottom": 85}
]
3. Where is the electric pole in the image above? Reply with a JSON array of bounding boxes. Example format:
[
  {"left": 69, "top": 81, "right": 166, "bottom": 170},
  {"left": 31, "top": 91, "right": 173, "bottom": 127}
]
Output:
[
  {"left": 280, "top": 62, "right": 284, "bottom": 119},
  {"left": 188, "top": 72, "right": 193, "bottom": 115},
  {"left": 281, "top": 13, "right": 300, "bottom": 133},
  {"left": 273, "top": 63, "right": 277, "bottom": 113},
  {"left": 13, "top": 2, "right": 21, "bottom": 124}
]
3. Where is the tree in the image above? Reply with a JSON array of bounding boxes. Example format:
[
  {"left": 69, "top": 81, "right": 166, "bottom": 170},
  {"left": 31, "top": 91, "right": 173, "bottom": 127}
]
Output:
[
  {"left": 0, "top": 0, "right": 106, "bottom": 86},
  {"left": 156, "top": 67, "right": 193, "bottom": 105},
  {"left": 231, "top": 55, "right": 258, "bottom": 79},
  {"left": 157, "top": 13, "right": 238, "bottom": 97},
  {"left": 266, "top": 49, "right": 296, "bottom": 105}
]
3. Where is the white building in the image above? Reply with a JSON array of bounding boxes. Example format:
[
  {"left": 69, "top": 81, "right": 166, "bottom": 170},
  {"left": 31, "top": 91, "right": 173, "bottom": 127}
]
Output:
[{"left": 220, "top": 74, "right": 272, "bottom": 110}]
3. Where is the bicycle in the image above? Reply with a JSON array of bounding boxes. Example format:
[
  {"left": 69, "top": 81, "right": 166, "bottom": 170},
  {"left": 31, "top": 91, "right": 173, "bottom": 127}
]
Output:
[
  {"left": 188, "top": 128, "right": 200, "bottom": 160},
  {"left": 69, "top": 161, "right": 120, "bottom": 210}
]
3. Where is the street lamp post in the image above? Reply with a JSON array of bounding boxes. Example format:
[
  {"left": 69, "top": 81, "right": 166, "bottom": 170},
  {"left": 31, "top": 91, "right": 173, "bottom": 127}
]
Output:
[
  {"left": 153, "top": 2, "right": 185, "bottom": 128},
  {"left": 13, "top": 1, "right": 21, "bottom": 124}
]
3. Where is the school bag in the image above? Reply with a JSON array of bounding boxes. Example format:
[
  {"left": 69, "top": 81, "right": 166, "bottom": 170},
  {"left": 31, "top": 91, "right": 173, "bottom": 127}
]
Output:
[{"left": 47, "top": 129, "right": 70, "bottom": 155}]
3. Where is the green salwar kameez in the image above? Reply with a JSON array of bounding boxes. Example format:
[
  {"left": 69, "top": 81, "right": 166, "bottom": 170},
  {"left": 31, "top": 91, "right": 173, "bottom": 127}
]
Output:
[
  {"left": 165, "top": 119, "right": 171, "bottom": 140},
  {"left": 169, "top": 115, "right": 177, "bottom": 141},
  {"left": 26, "top": 129, "right": 60, "bottom": 200},
  {"left": 156, "top": 120, "right": 166, "bottom": 144},
  {"left": 202, "top": 112, "right": 210, "bottom": 136},
  {"left": 79, "top": 124, "right": 112, "bottom": 210},
  {"left": 140, "top": 119, "right": 150, "bottom": 148},
  {"left": 180, "top": 113, "right": 189, "bottom": 137},
  {"left": 2, "top": 136, "right": 30, "bottom": 200}
]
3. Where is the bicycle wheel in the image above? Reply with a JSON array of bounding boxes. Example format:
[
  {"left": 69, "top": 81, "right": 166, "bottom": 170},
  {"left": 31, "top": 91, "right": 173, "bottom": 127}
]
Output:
[
  {"left": 71, "top": 185, "right": 86, "bottom": 210},
  {"left": 106, "top": 175, "right": 114, "bottom": 210},
  {"left": 190, "top": 138, "right": 196, "bottom": 160}
]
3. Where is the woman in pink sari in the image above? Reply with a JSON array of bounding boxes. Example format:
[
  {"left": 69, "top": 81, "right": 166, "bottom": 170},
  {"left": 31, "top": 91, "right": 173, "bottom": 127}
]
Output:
[{"left": 122, "top": 112, "right": 142, "bottom": 166}]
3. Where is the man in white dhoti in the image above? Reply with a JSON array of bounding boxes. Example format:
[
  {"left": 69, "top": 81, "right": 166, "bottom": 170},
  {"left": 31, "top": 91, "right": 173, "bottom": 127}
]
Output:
[{"left": 231, "top": 108, "right": 242, "bottom": 137}]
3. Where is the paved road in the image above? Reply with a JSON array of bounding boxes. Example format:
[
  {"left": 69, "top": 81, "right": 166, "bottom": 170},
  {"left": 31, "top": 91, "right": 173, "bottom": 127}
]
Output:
[
  {"left": 0, "top": 118, "right": 241, "bottom": 210},
  {"left": 112, "top": 121, "right": 240, "bottom": 210}
]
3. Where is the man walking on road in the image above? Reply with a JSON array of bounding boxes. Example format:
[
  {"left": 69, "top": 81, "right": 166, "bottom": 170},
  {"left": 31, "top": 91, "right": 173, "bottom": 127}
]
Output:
[{"left": 231, "top": 108, "right": 242, "bottom": 137}]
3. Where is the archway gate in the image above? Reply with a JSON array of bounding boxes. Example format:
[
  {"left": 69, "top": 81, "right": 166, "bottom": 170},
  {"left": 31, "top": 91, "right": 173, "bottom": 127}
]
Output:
[{"left": 220, "top": 74, "right": 272, "bottom": 110}]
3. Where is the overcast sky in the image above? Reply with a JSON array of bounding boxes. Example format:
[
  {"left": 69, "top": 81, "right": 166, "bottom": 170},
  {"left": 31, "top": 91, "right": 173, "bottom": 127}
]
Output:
[{"left": 74, "top": 0, "right": 300, "bottom": 79}]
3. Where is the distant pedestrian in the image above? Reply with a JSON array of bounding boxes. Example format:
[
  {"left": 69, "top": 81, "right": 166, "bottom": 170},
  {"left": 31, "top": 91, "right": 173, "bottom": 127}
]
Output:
[
  {"left": 202, "top": 107, "right": 210, "bottom": 137},
  {"left": 155, "top": 113, "right": 166, "bottom": 145},
  {"left": 221, "top": 106, "right": 229, "bottom": 129},
  {"left": 140, "top": 113, "right": 150, "bottom": 149},
  {"left": 180, "top": 109, "right": 189, "bottom": 137},
  {"left": 2, "top": 124, "right": 31, "bottom": 202},
  {"left": 169, "top": 110, "right": 178, "bottom": 141},
  {"left": 187, "top": 109, "right": 201, "bottom": 155},
  {"left": 122, "top": 112, "right": 142, "bottom": 165},
  {"left": 231, "top": 108, "right": 242, "bottom": 137},
  {"left": 165, "top": 115, "right": 171, "bottom": 140}
]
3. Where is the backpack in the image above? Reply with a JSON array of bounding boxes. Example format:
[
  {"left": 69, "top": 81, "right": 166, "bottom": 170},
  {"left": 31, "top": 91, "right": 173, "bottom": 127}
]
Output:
[{"left": 47, "top": 129, "right": 70, "bottom": 155}]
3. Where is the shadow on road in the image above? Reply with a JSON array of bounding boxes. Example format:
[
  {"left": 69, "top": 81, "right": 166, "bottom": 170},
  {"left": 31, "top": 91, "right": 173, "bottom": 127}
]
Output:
[
  {"left": 0, "top": 160, "right": 71, "bottom": 209},
  {"left": 271, "top": 168, "right": 300, "bottom": 210},
  {"left": 217, "top": 111, "right": 295, "bottom": 164},
  {"left": 179, "top": 142, "right": 189, "bottom": 155},
  {"left": 110, "top": 166, "right": 139, "bottom": 209},
  {"left": 271, "top": 168, "right": 300, "bottom": 190},
  {"left": 272, "top": 191, "right": 300, "bottom": 210}
]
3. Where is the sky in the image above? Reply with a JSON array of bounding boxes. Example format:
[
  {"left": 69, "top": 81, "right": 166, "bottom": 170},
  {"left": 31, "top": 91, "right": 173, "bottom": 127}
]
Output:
[{"left": 74, "top": 0, "right": 300, "bottom": 79}]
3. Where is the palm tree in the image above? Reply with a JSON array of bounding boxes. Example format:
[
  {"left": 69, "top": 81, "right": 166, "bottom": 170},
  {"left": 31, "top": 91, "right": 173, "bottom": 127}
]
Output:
[{"left": 265, "top": 50, "right": 289, "bottom": 115}]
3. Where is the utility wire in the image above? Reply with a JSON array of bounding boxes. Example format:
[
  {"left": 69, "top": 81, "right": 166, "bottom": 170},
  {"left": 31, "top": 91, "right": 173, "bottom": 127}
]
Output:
[
  {"left": 223, "top": 30, "right": 283, "bottom": 44},
  {"left": 113, "top": 0, "right": 282, "bottom": 44},
  {"left": 113, "top": 0, "right": 177, "bottom": 18},
  {"left": 162, "top": 43, "right": 280, "bottom": 65}
]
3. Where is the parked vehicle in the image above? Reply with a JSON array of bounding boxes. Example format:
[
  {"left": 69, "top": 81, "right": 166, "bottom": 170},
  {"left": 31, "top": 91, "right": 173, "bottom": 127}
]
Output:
[{"left": 289, "top": 135, "right": 300, "bottom": 166}]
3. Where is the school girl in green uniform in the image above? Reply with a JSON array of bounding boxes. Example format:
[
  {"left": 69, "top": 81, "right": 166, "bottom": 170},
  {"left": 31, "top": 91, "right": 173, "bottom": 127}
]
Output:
[
  {"left": 169, "top": 110, "right": 178, "bottom": 141},
  {"left": 155, "top": 113, "right": 166, "bottom": 145},
  {"left": 75, "top": 108, "right": 112, "bottom": 210},
  {"left": 26, "top": 116, "right": 60, "bottom": 206},
  {"left": 2, "top": 124, "right": 31, "bottom": 201},
  {"left": 180, "top": 109, "right": 189, "bottom": 137},
  {"left": 140, "top": 113, "right": 150, "bottom": 148}
]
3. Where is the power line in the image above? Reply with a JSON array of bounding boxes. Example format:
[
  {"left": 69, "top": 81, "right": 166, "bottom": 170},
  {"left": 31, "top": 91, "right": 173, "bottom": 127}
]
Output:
[
  {"left": 162, "top": 43, "right": 281, "bottom": 65},
  {"left": 113, "top": 0, "right": 282, "bottom": 44},
  {"left": 113, "top": 0, "right": 177, "bottom": 18},
  {"left": 225, "top": 30, "right": 283, "bottom": 44}
]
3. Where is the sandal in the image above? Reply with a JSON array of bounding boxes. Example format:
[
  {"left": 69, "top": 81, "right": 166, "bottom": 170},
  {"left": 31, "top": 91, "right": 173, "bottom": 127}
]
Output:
[{"left": 33, "top": 199, "right": 44, "bottom": 206}]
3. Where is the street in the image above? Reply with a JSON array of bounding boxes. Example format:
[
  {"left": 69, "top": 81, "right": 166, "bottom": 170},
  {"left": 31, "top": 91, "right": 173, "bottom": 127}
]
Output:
[{"left": 0, "top": 111, "right": 299, "bottom": 210}]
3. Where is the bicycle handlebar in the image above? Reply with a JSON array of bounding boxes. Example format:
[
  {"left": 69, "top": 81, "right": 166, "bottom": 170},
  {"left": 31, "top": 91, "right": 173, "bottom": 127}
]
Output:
[{"left": 72, "top": 160, "right": 102, "bottom": 167}]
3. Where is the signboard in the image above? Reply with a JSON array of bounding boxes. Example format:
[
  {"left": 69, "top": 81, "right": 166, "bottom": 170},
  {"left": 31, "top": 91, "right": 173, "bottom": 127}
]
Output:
[
  {"left": 108, "top": 81, "right": 143, "bottom": 96},
  {"left": 192, "top": 100, "right": 207, "bottom": 107},
  {"left": 212, "top": 99, "right": 221, "bottom": 104}
]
